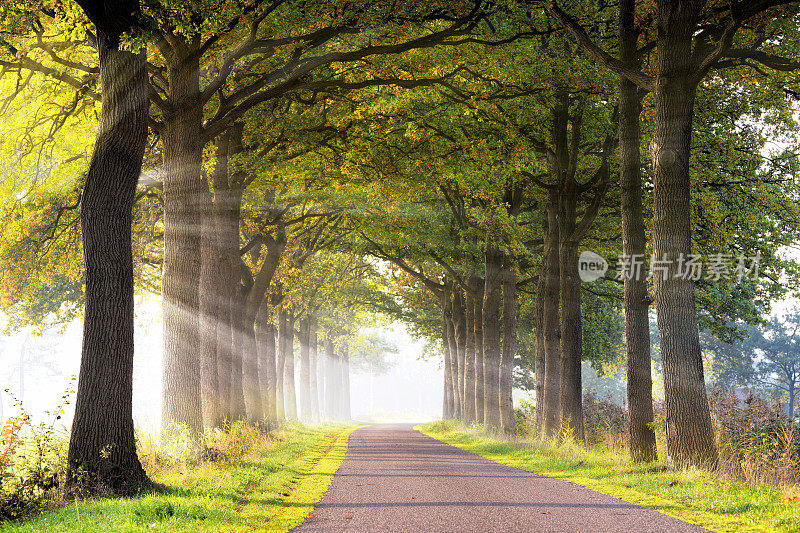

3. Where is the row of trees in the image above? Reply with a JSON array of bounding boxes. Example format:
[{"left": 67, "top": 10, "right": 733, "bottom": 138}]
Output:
[{"left": 1, "top": 0, "right": 800, "bottom": 492}]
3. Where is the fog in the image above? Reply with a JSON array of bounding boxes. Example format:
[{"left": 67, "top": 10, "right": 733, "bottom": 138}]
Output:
[{"left": 0, "top": 297, "right": 443, "bottom": 430}]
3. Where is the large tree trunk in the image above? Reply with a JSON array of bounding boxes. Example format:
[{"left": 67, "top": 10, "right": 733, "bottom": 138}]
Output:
[
  {"left": 444, "top": 293, "right": 462, "bottom": 419},
  {"left": 241, "top": 310, "right": 263, "bottom": 425},
  {"left": 324, "top": 337, "right": 336, "bottom": 420},
  {"left": 483, "top": 243, "right": 503, "bottom": 431},
  {"left": 241, "top": 232, "right": 285, "bottom": 424},
  {"left": 284, "top": 312, "right": 297, "bottom": 420},
  {"left": 299, "top": 316, "right": 312, "bottom": 422},
  {"left": 441, "top": 296, "right": 455, "bottom": 419},
  {"left": 342, "top": 345, "right": 351, "bottom": 420},
  {"left": 213, "top": 198, "right": 240, "bottom": 423},
  {"left": 552, "top": 93, "right": 585, "bottom": 442},
  {"left": 161, "top": 50, "right": 205, "bottom": 434},
  {"left": 652, "top": 2, "right": 717, "bottom": 468},
  {"left": 199, "top": 188, "right": 220, "bottom": 429},
  {"left": 276, "top": 306, "right": 288, "bottom": 420},
  {"left": 257, "top": 305, "right": 277, "bottom": 424},
  {"left": 558, "top": 235, "right": 583, "bottom": 441},
  {"left": 309, "top": 315, "right": 320, "bottom": 423},
  {"left": 620, "top": 0, "right": 657, "bottom": 463},
  {"left": 464, "top": 287, "right": 477, "bottom": 423},
  {"left": 202, "top": 127, "right": 244, "bottom": 428},
  {"left": 68, "top": 26, "right": 149, "bottom": 491},
  {"left": 209, "top": 130, "right": 241, "bottom": 425},
  {"left": 452, "top": 289, "right": 468, "bottom": 422},
  {"left": 335, "top": 349, "right": 345, "bottom": 419},
  {"left": 541, "top": 192, "right": 562, "bottom": 437},
  {"left": 534, "top": 270, "right": 546, "bottom": 433},
  {"left": 473, "top": 278, "right": 485, "bottom": 424},
  {"left": 229, "top": 287, "right": 247, "bottom": 421},
  {"left": 500, "top": 260, "right": 517, "bottom": 435}
]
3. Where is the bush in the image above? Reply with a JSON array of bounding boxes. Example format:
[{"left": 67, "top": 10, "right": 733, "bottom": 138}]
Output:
[
  {"left": 583, "top": 392, "right": 627, "bottom": 448},
  {"left": 203, "top": 420, "right": 268, "bottom": 463},
  {"left": 514, "top": 399, "right": 536, "bottom": 437},
  {"left": 0, "top": 388, "right": 71, "bottom": 521},
  {"left": 710, "top": 388, "right": 799, "bottom": 488},
  {"left": 137, "top": 419, "right": 278, "bottom": 475}
]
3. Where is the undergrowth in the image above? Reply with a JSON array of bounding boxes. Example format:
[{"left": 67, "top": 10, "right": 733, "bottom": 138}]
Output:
[{"left": 1, "top": 386, "right": 353, "bottom": 531}]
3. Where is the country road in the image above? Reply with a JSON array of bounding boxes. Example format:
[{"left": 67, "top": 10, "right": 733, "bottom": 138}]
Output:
[{"left": 297, "top": 424, "right": 707, "bottom": 532}]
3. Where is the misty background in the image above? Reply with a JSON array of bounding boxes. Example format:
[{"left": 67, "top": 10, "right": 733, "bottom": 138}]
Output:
[{"left": 0, "top": 296, "right": 448, "bottom": 430}]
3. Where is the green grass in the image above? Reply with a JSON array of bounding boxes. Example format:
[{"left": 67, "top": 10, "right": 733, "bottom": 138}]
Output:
[
  {"left": 418, "top": 421, "right": 800, "bottom": 533},
  {"left": 2, "top": 424, "right": 360, "bottom": 533}
]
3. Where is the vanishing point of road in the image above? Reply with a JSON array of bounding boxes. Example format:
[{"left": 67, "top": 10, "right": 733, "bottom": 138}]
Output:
[{"left": 297, "top": 423, "right": 707, "bottom": 532}]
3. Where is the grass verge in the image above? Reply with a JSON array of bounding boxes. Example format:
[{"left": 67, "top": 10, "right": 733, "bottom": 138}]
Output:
[
  {"left": 417, "top": 420, "right": 800, "bottom": 533},
  {"left": 2, "top": 424, "right": 359, "bottom": 533}
]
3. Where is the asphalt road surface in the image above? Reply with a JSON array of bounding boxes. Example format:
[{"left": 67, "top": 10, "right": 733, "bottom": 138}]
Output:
[{"left": 296, "top": 423, "right": 708, "bottom": 532}]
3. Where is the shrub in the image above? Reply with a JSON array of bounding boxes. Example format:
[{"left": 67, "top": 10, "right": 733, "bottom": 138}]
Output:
[
  {"left": 204, "top": 420, "right": 266, "bottom": 462},
  {"left": 710, "top": 388, "right": 799, "bottom": 488},
  {"left": 582, "top": 392, "right": 627, "bottom": 448},
  {"left": 514, "top": 399, "right": 536, "bottom": 437},
  {"left": 0, "top": 387, "right": 71, "bottom": 521},
  {"left": 137, "top": 419, "right": 275, "bottom": 474}
]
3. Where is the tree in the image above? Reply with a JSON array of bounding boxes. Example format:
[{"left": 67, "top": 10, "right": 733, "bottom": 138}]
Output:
[
  {"left": 618, "top": 0, "right": 657, "bottom": 463},
  {"left": 750, "top": 313, "right": 800, "bottom": 418},
  {"left": 549, "top": 0, "right": 800, "bottom": 468},
  {"left": 67, "top": 0, "right": 150, "bottom": 491}
]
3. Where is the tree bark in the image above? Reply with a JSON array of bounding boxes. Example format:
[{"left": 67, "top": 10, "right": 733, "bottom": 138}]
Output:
[
  {"left": 161, "top": 48, "right": 206, "bottom": 434},
  {"left": 534, "top": 270, "right": 546, "bottom": 433},
  {"left": 441, "top": 297, "right": 455, "bottom": 419},
  {"left": 500, "top": 260, "right": 517, "bottom": 435},
  {"left": 299, "top": 315, "right": 312, "bottom": 422},
  {"left": 210, "top": 125, "right": 245, "bottom": 424},
  {"left": 483, "top": 243, "right": 503, "bottom": 431},
  {"left": 199, "top": 186, "right": 220, "bottom": 429},
  {"left": 324, "top": 336, "right": 336, "bottom": 420},
  {"left": 284, "top": 312, "right": 297, "bottom": 420},
  {"left": 208, "top": 130, "right": 237, "bottom": 425},
  {"left": 464, "top": 286, "right": 477, "bottom": 423},
  {"left": 276, "top": 306, "right": 288, "bottom": 420},
  {"left": 444, "top": 292, "right": 462, "bottom": 419},
  {"left": 257, "top": 304, "right": 277, "bottom": 424},
  {"left": 620, "top": 0, "right": 657, "bottom": 463},
  {"left": 67, "top": 16, "right": 149, "bottom": 490},
  {"left": 542, "top": 191, "right": 562, "bottom": 437},
  {"left": 309, "top": 315, "right": 320, "bottom": 423},
  {"left": 558, "top": 233, "right": 583, "bottom": 441},
  {"left": 229, "top": 286, "right": 247, "bottom": 421},
  {"left": 552, "top": 94, "right": 585, "bottom": 442},
  {"left": 652, "top": 1, "right": 718, "bottom": 468},
  {"left": 241, "top": 231, "right": 285, "bottom": 424},
  {"left": 473, "top": 278, "right": 485, "bottom": 424},
  {"left": 342, "top": 345, "right": 352, "bottom": 420},
  {"left": 452, "top": 289, "right": 468, "bottom": 422},
  {"left": 240, "top": 309, "right": 263, "bottom": 425}
]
